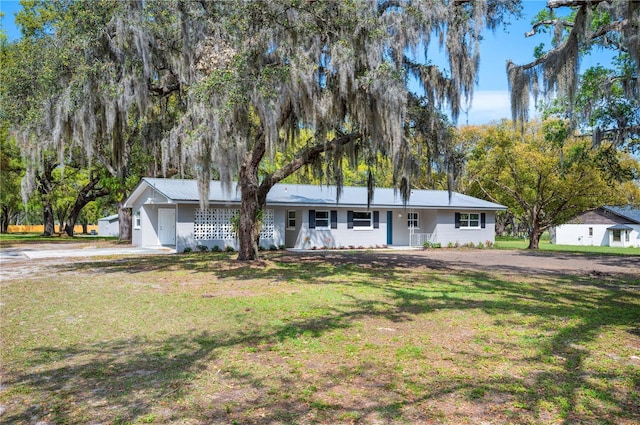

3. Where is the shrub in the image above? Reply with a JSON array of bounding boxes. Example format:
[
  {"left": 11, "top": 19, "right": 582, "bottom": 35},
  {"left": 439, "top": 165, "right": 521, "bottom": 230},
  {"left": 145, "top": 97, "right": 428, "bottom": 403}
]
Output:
[
  {"left": 212, "top": 245, "right": 221, "bottom": 252},
  {"left": 269, "top": 244, "right": 278, "bottom": 251},
  {"left": 278, "top": 244, "right": 286, "bottom": 250},
  {"left": 447, "top": 242, "right": 454, "bottom": 248},
  {"left": 477, "top": 242, "right": 484, "bottom": 249},
  {"left": 183, "top": 247, "right": 192, "bottom": 253},
  {"left": 423, "top": 241, "right": 442, "bottom": 249},
  {"left": 225, "top": 246, "right": 235, "bottom": 252},
  {"left": 485, "top": 240, "right": 494, "bottom": 248},
  {"left": 196, "top": 245, "right": 209, "bottom": 252}
]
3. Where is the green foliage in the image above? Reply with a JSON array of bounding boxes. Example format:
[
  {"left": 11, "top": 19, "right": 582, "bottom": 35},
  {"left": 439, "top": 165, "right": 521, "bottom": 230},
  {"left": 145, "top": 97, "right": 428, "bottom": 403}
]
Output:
[{"left": 466, "top": 120, "right": 638, "bottom": 248}]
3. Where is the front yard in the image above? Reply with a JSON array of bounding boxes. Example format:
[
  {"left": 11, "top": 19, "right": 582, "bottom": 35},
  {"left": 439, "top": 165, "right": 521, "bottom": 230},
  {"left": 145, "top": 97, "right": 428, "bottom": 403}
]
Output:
[{"left": 1, "top": 248, "right": 639, "bottom": 424}]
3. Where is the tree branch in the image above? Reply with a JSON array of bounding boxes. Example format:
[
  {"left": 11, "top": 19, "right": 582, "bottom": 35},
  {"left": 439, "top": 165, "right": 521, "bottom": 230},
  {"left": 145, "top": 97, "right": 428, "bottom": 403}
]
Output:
[{"left": 258, "top": 132, "right": 361, "bottom": 204}]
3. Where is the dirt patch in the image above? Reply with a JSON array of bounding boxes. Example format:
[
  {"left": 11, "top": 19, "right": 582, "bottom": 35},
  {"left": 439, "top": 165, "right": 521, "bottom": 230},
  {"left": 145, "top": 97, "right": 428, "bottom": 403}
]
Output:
[{"left": 278, "top": 248, "right": 640, "bottom": 279}]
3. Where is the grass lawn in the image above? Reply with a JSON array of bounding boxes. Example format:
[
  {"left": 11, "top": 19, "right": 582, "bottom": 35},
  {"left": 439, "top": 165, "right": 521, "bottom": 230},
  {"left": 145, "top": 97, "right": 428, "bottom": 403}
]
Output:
[
  {"left": 1, "top": 248, "right": 639, "bottom": 424},
  {"left": 496, "top": 236, "right": 640, "bottom": 256}
]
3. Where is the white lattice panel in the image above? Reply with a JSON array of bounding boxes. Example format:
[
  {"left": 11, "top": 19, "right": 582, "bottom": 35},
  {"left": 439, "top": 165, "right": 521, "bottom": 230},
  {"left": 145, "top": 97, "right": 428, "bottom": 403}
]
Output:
[
  {"left": 259, "top": 209, "right": 274, "bottom": 239},
  {"left": 194, "top": 208, "right": 274, "bottom": 240}
]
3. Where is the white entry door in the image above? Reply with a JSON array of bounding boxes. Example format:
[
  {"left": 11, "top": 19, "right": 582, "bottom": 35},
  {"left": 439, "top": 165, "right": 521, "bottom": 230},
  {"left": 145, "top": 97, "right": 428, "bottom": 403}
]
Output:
[{"left": 158, "top": 208, "right": 176, "bottom": 245}]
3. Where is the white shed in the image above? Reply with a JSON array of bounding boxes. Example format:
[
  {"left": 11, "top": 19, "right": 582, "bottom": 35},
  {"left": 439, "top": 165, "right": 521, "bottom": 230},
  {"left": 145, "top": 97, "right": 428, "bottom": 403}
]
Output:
[{"left": 98, "top": 214, "right": 119, "bottom": 237}]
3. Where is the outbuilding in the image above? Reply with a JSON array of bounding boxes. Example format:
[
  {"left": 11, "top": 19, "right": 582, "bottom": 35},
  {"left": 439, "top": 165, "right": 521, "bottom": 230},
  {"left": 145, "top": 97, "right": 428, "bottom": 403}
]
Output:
[
  {"left": 97, "top": 214, "right": 119, "bottom": 237},
  {"left": 551, "top": 206, "right": 640, "bottom": 248}
]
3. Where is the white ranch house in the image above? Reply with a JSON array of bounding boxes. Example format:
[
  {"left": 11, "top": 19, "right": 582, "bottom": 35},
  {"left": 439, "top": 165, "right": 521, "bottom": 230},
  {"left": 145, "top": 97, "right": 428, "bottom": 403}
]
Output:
[
  {"left": 124, "top": 178, "right": 506, "bottom": 252},
  {"left": 551, "top": 206, "right": 640, "bottom": 248}
]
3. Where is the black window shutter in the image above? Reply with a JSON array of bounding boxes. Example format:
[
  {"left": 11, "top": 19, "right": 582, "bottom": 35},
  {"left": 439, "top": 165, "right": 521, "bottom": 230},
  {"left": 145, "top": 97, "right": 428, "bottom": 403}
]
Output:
[
  {"left": 347, "top": 211, "right": 354, "bottom": 229},
  {"left": 309, "top": 210, "right": 316, "bottom": 229},
  {"left": 481, "top": 213, "right": 486, "bottom": 229},
  {"left": 373, "top": 211, "right": 379, "bottom": 229},
  {"left": 331, "top": 210, "right": 338, "bottom": 229},
  {"left": 455, "top": 212, "right": 461, "bottom": 228}
]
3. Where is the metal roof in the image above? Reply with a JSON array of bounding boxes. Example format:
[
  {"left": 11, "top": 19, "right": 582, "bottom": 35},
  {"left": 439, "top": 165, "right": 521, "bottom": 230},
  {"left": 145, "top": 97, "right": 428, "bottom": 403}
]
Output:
[
  {"left": 126, "top": 178, "right": 507, "bottom": 210},
  {"left": 604, "top": 206, "right": 640, "bottom": 224},
  {"left": 98, "top": 214, "right": 119, "bottom": 222},
  {"left": 607, "top": 223, "right": 634, "bottom": 230}
]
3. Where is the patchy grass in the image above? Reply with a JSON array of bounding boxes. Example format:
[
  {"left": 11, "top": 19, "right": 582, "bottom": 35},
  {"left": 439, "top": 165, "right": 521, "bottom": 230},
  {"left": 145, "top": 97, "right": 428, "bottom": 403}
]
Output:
[{"left": 1, "top": 250, "right": 639, "bottom": 424}]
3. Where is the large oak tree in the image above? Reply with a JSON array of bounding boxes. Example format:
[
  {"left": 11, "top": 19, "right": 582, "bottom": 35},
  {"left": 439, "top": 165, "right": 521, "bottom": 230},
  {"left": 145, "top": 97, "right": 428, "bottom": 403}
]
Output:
[
  {"left": 5, "top": 0, "right": 521, "bottom": 260},
  {"left": 467, "top": 119, "right": 639, "bottom": 249}
]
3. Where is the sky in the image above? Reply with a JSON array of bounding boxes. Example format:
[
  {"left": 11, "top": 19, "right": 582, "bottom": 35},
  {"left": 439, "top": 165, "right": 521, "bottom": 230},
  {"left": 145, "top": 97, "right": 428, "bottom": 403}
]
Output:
[{"left": 0, "top": 0, "right": 616, "bottom": 126}]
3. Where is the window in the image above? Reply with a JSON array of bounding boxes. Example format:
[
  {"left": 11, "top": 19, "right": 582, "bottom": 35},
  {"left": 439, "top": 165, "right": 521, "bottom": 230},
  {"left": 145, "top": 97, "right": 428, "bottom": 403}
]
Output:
[
  {"left": 626, "top": 231, "right": 630, "bottom": 242},
  {"left": 455, "top": 212, "right": 484, "bottom": 229},
  {"left": 287, "top": 210, "right": 296, "bottom": 229},
  {"left": 315, "top": 210, "right": 330, "bottom": 229},
  {"left": 348, "top": 211, "right": 379, "bottom": 229},
  {"left": 588, "top": 227, "right": 593, "bottom": 237},
  {"left": 612, "top": 229, "right": 621, "bottom": 242},
  {"left": 309, "top": 210, "right": 337, "bottom": 229},
  {"left": 460, "top": 213, "right": 480, "bottom": 228},
  {"left": 353, "top": 211, "right": 372, "bottom": 228},
  {"left": 408, "top": 212, "right": 419, "bottom": 228},
  {"left": 134, "top": 209, "right": 141, "bottom": 229}
]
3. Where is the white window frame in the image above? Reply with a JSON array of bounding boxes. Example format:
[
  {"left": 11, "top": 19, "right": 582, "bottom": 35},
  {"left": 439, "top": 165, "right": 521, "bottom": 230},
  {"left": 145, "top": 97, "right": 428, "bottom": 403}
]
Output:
[
  {"left": 353, "top": 211, "right": 373, "bottom": 229},
  {"left": 612, "top": 229, "right": 621, "bottom": 242},
  {"left": 314, "top": 210, "right": 330, "bottom": 229},
  {"left": 134, "top": 209, "right": 141, "bottom": 229},
  {"left": 287, "top": 210, "right": 296, "bottom": 230},
  {"left": 408, "top": 212, "right": 419, "bottom": 229},
  {"left": 459, "top": 213, "right": 480, "bottom": 229}
]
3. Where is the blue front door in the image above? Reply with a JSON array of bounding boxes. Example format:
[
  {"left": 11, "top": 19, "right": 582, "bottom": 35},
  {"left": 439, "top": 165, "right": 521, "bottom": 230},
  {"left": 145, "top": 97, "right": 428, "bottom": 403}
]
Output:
[{"left": 387, "top": 211, "right": 393, "bottom": 245}]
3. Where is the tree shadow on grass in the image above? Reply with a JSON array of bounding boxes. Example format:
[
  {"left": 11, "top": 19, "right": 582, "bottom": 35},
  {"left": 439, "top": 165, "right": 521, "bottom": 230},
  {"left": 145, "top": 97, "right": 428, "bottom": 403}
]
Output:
[{"left": 3, "top": 258, "right": 640, "bottom": 424}]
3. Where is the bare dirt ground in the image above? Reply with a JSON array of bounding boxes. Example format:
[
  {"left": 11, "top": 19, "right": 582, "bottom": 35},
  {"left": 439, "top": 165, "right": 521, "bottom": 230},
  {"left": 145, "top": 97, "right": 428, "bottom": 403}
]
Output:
[{"left": 1, "top": 243, "right": 638, "bottom": 281}]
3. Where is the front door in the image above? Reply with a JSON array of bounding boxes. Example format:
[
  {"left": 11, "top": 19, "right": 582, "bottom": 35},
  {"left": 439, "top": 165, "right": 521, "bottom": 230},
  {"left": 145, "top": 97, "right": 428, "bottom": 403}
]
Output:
[
  {"left": 387, "top": 211, "right": 393, "bottom": 245},
  {"left": 158, "top": 208, "right": 176, "bottom": 245}
]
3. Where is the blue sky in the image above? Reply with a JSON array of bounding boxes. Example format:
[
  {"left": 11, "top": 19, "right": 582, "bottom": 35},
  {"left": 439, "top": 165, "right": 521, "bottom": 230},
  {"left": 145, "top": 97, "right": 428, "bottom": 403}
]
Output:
[{"left": 0, "top": 0, "right": 615, "bottom": 125}]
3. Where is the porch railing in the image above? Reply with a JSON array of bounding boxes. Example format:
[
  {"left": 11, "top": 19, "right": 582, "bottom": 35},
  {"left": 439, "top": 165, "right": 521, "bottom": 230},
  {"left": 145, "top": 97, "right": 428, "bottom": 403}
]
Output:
[{"left": 410, "top": 232, "right": 435, "bottom": 247}]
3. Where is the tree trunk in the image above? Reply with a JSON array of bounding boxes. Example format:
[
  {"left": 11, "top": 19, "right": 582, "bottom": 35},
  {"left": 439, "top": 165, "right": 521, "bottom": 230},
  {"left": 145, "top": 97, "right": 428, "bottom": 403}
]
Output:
[
  {"left": 237, "top": 180, "right": 262, "bottom": 261},
  {"left": 1, "top": 206, "right": 9, "bottom": 233},
  {"left": 118, "top": 200, "right": 132, "bottom": 242},
  {"left": 43, "top": 202, "right": 55, "bottom": 236},
  {"left": 527, "top": 225, "right": 543, "bottom": 249},
  {"left": 82, "top": 221, "right": 88, "bottom": 234},
  {"left": 64, "top": 177, "right": 109, "bottom": 237},
  {"left": 237, "top": 133, "right": 265, "bottom": 261}
]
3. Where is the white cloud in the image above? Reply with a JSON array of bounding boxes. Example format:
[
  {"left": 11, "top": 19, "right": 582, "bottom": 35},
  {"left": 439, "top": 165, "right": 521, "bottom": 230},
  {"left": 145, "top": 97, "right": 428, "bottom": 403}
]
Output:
[
  {"left": 463, "top": 91, "right": 512, "bottom": 125},
  {"left": 459, "top": 90, "right": 539, "bottom": 126}
]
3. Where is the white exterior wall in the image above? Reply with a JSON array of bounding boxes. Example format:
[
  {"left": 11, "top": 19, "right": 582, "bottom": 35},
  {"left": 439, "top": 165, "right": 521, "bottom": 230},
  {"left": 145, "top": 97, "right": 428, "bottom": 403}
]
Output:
[
  {"left": 554, "top": 224, "right": 640, "bottom": 247},
  {"left": 293, "top": 208, "right": 388, "bottom": 249},
  {"left": 129, "top": 186, "right": 172, "bottom": 248},
  {"left": 176, "top": 204, "right": 285, "bottom": 253},
  {"left": 433, "top": 210, "right": 497, "bottom": 246},
  {"left": 98, "top": 217, "right": 119, "bottom": 237},
  {"left": 553, "top": 224, "right": 609, "bottom": 246}
]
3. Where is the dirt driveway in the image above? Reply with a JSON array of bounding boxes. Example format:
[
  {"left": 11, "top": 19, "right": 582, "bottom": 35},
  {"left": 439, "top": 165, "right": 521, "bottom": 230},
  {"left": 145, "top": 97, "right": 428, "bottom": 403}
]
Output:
[
  {"left": 1, "top": 243, "right": 638, "bottom": 281},
  {"left": 401, "top": 248, "right": 640, "bottom": 278}
]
